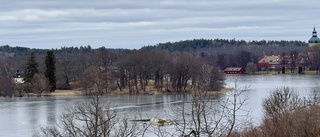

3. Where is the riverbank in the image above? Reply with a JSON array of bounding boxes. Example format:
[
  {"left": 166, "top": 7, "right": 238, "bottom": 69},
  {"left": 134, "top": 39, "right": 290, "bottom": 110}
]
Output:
[
  {"left": 248, "top": 70, "right": 320, "bottom": 75},
  {"left": 23, "top": 70, "right": 320, "bottom": 97},
  {"left": 49, "top": 89, "right": 82, "bottom": 96},
  {"left": 43, "top": 87, "right": 230, "bottom": 97}
]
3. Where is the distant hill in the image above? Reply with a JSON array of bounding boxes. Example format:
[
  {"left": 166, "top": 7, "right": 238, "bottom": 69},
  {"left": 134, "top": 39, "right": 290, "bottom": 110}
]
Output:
[
  {"left": 0, "top": 45, "right": 129, "bottom": 58},
  {"left": 0, "top": 38, "right": 308, "bottom": 59},
  {"left": 141, "top": 39, "right": 308, "bottom": 56}
]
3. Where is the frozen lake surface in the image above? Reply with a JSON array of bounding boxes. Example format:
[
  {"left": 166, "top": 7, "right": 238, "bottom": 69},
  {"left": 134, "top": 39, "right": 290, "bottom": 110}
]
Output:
[{"left": 1, "top": 74, "right": 320, "bottom": 136}]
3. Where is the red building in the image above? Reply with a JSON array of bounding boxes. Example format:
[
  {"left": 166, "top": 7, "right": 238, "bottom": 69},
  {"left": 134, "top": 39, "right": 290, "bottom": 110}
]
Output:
[
  {"left": 258, "top": 55, "right": 282, "bottom": 70},
  {"left": 224, "top": 67, "right": 245, "bottom": 74},
  {"left": 257, "top": 55, "right": 308, "bottom": 71}
]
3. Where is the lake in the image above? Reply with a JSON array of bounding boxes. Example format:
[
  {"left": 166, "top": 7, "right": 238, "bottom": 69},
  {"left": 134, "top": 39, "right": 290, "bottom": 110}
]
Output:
[{"left": 1, "top": 74, "right": 320, "bottom": 136}]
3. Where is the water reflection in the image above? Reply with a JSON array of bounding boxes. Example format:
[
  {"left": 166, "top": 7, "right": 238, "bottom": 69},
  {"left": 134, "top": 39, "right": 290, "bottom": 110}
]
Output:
[{"left": 45, "top": 98, "right": 56, "bottom": 125}]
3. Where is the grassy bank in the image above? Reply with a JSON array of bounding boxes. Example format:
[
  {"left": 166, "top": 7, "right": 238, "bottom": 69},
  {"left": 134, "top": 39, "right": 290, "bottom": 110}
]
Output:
[
  {"left": 49, "top": 89, "right": 82, "bottom": 96},
  {"left": 47, "top": 87, "right": 229, "bottom": 97}
]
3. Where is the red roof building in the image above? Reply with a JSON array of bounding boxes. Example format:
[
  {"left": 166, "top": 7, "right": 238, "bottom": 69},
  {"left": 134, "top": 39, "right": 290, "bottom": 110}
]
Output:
[
  {"left": 224, "top": 67, "right": 245, "bottom": 74},
  {"left": 258, "top": 55, "right": 308, "bottom": 71}
]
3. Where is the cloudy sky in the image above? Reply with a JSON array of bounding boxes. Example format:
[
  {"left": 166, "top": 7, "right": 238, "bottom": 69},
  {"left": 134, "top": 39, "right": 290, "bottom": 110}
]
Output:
[{"left": 0, "top": 0, "right": 319, "bottom": 49}]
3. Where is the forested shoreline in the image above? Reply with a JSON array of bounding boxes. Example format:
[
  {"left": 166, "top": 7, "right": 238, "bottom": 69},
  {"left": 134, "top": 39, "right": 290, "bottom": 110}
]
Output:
[
  {"left": 2, "top": 39, "right": 320, "bottom": 136},
  {"left": 0, "top": 38, "right": 310, "bottom": 97}
]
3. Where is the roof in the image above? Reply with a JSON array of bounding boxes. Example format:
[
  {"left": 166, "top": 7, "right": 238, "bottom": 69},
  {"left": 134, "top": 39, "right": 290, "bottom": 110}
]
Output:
[
  {"left": 258, "top": 55, "right": 280, "bottom": 65},
  {"left": 309, "top": 27, "right": 320, "bottom": 43},
  {"left": 225, "top": 67, "right": 243, "bottom": 71},
  {"left": 258, "top": 54, "right": 306, "bottom": 67},
  {"left": 309, "top": 37, "right": 320, "bottom": 43}
]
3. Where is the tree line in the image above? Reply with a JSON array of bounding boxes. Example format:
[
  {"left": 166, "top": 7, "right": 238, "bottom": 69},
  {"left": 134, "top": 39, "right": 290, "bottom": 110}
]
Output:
[
  {"left": 142, "top": 38, "right": 307, "bottom": 54},
  {"left": 141, "top": 39, "right": 309, "bottom": 70},
  {"left": 0, "top": 45, "right": 224, "bottom": 96}
]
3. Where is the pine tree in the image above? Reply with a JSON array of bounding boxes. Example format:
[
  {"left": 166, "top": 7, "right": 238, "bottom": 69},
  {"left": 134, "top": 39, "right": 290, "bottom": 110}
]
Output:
[
  {"left": 23, "top": 52, "right": 39, "bottom": 83},
  {"left": 45, "top": 50, "right": 56, "bottom": 92}
]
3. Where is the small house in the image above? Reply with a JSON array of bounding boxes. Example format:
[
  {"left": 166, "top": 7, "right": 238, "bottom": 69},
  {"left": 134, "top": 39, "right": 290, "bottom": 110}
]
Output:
[
  {"left": 224, "top": 67, "right": 245, "bottom": 74},
  {"left": 13, "top": 70, "right": 21, "bottom": 78},
  {"left": 12, "top": 70, "right": 24, "bottom": 84}
]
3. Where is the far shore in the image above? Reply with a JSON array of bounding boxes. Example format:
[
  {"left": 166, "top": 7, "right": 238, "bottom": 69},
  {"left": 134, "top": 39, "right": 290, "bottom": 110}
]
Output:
[
  {"left": 28, "top": 87, "right": 231, "bottom": 97},
  {"left": 15, "top": 70, "right": 320, "bottom": 97},
  {"left": 248, "top": 70, "right": 320, "bottom": 75}
]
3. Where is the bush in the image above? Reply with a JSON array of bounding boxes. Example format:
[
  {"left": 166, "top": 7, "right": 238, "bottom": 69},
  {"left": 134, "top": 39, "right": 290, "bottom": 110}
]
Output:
[
  {"left": 234, "top": 87, "right": 320, "bottom": 137},
  {"left": 34, "top": 95, "right": 140, "bottom": 137},
  {"left": 0, "top": 77, "right": 15, "bottom": 97}
]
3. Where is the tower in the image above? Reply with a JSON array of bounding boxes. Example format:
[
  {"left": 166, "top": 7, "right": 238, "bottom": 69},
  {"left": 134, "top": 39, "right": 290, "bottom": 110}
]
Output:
[{"left": 308, "top": 27, "right": 320, "bottom": 48}]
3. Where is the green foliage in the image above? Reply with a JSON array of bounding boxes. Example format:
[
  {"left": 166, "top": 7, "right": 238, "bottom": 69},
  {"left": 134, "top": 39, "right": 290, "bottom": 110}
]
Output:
[
  {"left": 45, "top": 50, "right": 56, "bottom": 92},
  {"left": 23, "top": 52, "right": 39, "bottom": 83}
]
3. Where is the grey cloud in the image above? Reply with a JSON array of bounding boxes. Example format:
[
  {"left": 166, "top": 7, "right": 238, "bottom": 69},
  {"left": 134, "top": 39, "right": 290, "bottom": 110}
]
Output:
[{"left": 0, "top": 0, "right": 318, "bottom": 49}]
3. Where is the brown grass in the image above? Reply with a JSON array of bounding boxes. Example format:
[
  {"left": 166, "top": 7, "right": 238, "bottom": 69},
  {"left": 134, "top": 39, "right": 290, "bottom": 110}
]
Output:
[
  {"left": 49, "top": 89, "right": 82, "bottom": 96},
  {"left": 51, "top": 82, "right": 229, "bottom": 96}
]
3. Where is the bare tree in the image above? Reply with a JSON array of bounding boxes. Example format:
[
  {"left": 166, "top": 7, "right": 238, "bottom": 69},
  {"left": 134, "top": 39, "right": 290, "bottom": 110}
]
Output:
[
  {"left": 169, "top": 55, "right": 202, "bottom": 92},
  {"left": 197, "top": 64, "right": 225, "bottom": 91},
  {"left": 170, "top": 81, "right": 249, "bottom": 137},
  {"left": 80, "top": 66, "right": 114, "bottom": 95},
  {"left": 259, "top": 87, "right": 320, "bottom": 137},
  {"left": 262, "top": 87, "right": 301, "bottom": 118},
  {"left": 246, "top": 62, "right": 257, "bottom": 74},
  {"left": 56, "top": 47, "right": 79, "bottom": 89},
  {"left": 35, "top": 95, "right": 140, "bottom": 137},
  {"left": 233, "top": 87, "right": 320, "bottom": 137},
  {"left": 30, "top": 73, "right": 50, "bottom": 96},
  {"left": 289, "top": 50, "right": 299, "bottom": 73},
  {"left": 236, "top": 50, "right": 255, "bottom": 68},
  {"left": 0, "top": 77, "right": 15, "bottom": 97}
]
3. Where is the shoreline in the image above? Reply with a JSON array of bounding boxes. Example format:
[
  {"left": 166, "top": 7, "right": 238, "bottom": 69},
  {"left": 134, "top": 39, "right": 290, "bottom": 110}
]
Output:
[
  {"left": 247, "top": 70, "right": 320, "bottom": 75},
  {"left": 13, "top": 88, "right": 230, "bottom": 97}
]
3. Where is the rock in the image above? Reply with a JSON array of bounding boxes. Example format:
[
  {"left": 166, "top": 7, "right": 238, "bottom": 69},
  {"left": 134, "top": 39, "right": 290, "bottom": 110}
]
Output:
[{"left": 150, "top": 118, "right": 173, "bottom": 126}]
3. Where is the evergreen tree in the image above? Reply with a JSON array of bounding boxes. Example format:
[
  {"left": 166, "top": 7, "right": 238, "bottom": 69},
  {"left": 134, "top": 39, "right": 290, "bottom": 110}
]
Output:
[
  {"left": 45, "top": 50, "right": 56, "bottom": 92},
  {"left": 23, "top": 52, "right": 39, "bottom": 83}
]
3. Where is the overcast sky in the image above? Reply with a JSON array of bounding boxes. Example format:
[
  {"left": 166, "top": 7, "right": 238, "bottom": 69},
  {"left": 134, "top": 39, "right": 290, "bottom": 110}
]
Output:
[{"left": 0, "top": 0, "right": 319, "bottom": 49}]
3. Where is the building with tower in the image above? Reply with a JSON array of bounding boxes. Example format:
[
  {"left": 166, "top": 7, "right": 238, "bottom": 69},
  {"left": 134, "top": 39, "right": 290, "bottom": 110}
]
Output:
[
  {"left": 308, "top": 26, "right": 320, "bottom": 70},
  {"left": 256, "top": 27, "right": 320, "bottom": 73},
  {"left": 309, "top": 27, "right": 320, "bottom": 48}
]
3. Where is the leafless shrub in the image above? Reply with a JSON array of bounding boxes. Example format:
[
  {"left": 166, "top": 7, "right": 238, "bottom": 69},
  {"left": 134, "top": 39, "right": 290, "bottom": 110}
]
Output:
[
  {"left": 262, "top": 87, "right": 302, "bottom": 118},
  {"left": 246, "top": 62, "right": 257, "bottom": 74},
  {"left": 31, "top": 73, "right": 50, "bottom": 96},
  {"left": 197, "top": 64, "right": 225, "bottom": 91},
  {"left": 233, "top": 87, "right": 320, "bottom": 137},
  {"left": 169, "top": 81, "right": 249, "bottom": 137},
  {"left": 34, "top": 95, "right": 141, "bottom": 137},
  {"left": 0, "top": 76, "right": 15, "bottom": 97},
  {"left": 80, "top": 66, "right": 114, "bottom": 95},
  {"left": 260, "top": 87, "right": 320, "bottom": 137}
]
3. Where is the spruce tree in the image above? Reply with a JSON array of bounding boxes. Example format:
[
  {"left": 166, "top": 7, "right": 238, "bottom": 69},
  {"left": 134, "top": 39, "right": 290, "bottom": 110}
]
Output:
[
  {"left": 45, "top": 50, "right": 56, "bottom": 92},
  {"left": 24, "top": 52, "right": 39, "bottom": 83}
]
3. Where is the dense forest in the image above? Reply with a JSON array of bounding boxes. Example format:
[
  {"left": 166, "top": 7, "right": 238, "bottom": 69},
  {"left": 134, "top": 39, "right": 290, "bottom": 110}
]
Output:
[
  {"left": 0, "top": 38, "right": 315, "bottom": 97},
  {"left": 142, "top": 38, "right": 307, "bottom": 54},
  {"left": 142, "top": 39, "right": 309, "bottom": 69}
]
